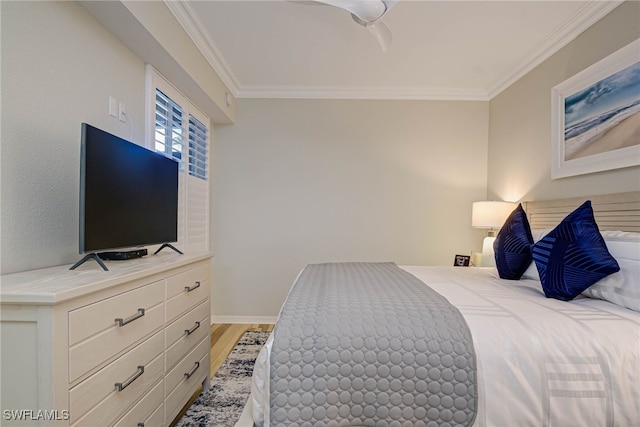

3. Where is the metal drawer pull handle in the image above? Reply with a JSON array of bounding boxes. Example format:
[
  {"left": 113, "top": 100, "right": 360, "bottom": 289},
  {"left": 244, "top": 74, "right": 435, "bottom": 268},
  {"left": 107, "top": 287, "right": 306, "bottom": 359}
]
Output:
[
  {"left": 115, "top": 308, "right": 145, "bottom": 327},
  {"left": 185, "top": 321, "right": 201, "bottom": 336},
  {"left": 184, "top": 281, "right": 201, "bottom": 292},
  {"left": 115, "top": 365, "right": 145, "bottom": 391},
  {"left": 137, "top": 423, "right": 144, "bottom": 427},
  {"left": 184, "top": 361, "right": 200, "bottom": 379}
]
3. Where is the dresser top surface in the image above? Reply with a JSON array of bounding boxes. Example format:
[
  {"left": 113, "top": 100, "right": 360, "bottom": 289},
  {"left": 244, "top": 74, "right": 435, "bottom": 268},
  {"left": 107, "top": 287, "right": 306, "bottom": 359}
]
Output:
[{"left": 0, "top": 252, "right": 213, "bottom": 304}]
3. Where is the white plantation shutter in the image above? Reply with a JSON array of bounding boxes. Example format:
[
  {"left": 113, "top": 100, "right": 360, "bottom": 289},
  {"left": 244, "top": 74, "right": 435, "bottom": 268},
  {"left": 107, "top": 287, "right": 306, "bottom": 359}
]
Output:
[
  {"left": 155, "top": 89, "right": 184, "bottom": 166},
  {"left": 146, "top": 65, "right": 209, "bottom": 253},
  {"left": 188, "top": 115, "right": 208, "bottom": 180},
  {"left": 186, "top": 175, "right": 208, "bottom": 250},
  {"left": 186, "top": 113, "right": 208, "bottom": 251},
  {"left": 176, "top": 172, "right": 187, "bottom": 251},
  {"left": 185, "top": 108, "right": 209, "bottom": 252}
]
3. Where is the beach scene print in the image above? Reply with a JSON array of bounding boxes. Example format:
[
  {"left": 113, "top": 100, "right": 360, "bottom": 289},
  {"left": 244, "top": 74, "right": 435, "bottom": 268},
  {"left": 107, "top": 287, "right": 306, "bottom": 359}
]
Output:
[{"left": 564, "top": 61, "right": 640, "bottom": 161}]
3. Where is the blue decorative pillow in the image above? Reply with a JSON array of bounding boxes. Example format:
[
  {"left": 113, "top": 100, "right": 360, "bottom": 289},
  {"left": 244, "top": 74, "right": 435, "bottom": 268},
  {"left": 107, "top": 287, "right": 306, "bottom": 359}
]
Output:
[
  {"left": 493, "top": 203, "right": 534, "bottom": 280},
  {"left": 532, "top": 201, "right": 620, "bottom": 301}
]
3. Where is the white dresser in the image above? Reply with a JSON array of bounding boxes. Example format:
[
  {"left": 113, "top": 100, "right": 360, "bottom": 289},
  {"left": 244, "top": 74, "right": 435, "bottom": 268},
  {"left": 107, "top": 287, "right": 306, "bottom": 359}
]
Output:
[{"left": 0, "top": 252, "right": 212, "bottom": 426}]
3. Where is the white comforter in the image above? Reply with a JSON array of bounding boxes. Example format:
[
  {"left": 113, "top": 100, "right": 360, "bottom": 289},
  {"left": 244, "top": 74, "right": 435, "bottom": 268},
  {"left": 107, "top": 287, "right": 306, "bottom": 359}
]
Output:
[{"left": 248, "top": 266, "right": 640, "bottom": 427}]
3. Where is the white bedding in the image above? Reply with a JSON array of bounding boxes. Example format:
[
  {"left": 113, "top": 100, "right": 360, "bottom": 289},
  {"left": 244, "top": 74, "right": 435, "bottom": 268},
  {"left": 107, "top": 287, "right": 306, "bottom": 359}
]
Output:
[{"left": 248, "top": 266, "right": 640, "bottom": 427}]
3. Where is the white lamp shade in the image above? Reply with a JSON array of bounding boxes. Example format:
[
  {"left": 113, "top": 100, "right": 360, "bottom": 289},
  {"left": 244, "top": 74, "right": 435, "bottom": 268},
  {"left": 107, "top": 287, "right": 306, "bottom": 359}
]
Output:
[{"left": 472, "top": 201, "right": 517, "bottom": 229}]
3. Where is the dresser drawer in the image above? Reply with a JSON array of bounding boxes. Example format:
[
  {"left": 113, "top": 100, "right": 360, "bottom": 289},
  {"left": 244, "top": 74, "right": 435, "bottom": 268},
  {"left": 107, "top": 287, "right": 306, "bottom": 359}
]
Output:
[
  {"left": 166, "top": 266, "right": 209, "bottom": 323},
  {"left": 139, "top": 402, "right": 164, "bottom": 427},
  {"left": 165, "top": 300, "right": 210, "bottom": 371},
  {"left": 113, "top": 379, "right": 164, "bottom": 427},
  {"left": 69, "top": 280, "right": 164, "bottom": 345},
  {"left": 68, "top": 280, "right": 165, "bottom": 382},
  {"left": 166, "top": 264, "right": 210, "bottom": 300},
  {"left": 165, "top": 339, "right": 210, "bottom": 421},
  {"left": 70, "top": 331, "right": 164, "bottom": 426},
  {"left": 165, "top": 336, "right": 209, "bottom": 397}
]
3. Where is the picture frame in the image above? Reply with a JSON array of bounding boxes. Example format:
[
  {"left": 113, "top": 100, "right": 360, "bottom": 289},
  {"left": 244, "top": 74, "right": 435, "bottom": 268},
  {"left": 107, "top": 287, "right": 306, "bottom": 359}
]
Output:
[
  {"left": 454, "top": 254, "right": 470, "bottom": 267},
  {"left": 551, "top": 39, "right": 640, "bottom": 179}
]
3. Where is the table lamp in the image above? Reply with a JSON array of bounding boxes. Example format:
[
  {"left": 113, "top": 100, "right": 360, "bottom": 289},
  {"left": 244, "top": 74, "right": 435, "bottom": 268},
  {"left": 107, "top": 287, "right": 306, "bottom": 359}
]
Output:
[{"left": 472, "top": 201, "right": 516, "bottom": 266}]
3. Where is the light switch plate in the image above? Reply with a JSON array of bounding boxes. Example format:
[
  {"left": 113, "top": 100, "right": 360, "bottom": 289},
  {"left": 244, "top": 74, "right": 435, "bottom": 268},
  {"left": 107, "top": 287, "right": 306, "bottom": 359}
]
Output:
[
  {"left": 118, "top": 102, "right": 126, "bottom": 122},
  {"left": 109, "top": 96, "right": 117, "bottom": 118}
]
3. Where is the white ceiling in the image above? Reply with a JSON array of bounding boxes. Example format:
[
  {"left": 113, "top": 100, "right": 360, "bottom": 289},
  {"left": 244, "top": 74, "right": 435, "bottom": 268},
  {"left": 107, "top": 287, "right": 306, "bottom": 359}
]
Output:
[{"left": 166, "top": 0, "right": 622, "bottom": 100}]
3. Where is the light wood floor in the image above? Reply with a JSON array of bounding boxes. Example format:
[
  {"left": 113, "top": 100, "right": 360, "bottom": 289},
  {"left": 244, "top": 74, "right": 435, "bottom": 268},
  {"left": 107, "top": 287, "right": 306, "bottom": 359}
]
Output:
[
  {"left": 209, "top": 323, "right": 274, "bottom": 376},
  {"left": 171, "top": 323, "right": 274, "bottom": 426}
]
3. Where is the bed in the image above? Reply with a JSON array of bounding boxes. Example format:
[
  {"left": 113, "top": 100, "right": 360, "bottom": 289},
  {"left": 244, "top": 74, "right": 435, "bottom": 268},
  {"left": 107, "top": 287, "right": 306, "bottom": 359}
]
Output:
[{"left": 244, "top": 192, "right": 640, "bottom": 427}]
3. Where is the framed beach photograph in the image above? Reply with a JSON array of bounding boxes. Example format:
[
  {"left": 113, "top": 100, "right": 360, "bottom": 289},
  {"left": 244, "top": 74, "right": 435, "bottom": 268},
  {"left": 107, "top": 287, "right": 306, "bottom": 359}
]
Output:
[{"left": 551, "top": 39, "right": 640, "bottom": 179}]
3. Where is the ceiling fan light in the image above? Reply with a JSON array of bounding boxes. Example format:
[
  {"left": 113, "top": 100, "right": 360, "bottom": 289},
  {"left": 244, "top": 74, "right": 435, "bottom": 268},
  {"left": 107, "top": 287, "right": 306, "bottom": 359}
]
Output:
[{"left": 349, "top": 0, "right": 386, "bottom": 23}]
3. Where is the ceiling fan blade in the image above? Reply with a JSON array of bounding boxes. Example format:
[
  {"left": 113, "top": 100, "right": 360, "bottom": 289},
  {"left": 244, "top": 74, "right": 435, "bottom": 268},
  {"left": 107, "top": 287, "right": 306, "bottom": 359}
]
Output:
[
  {"left": 310, "top": 0, "right": 396, "bottom": 52},
  {"left": 366, "top": 21, "right": 392, "bottom": 53}
]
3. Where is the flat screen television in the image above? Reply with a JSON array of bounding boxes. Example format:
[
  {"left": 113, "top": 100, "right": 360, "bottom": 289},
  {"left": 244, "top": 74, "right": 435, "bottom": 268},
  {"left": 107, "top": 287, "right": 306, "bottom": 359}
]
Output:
[{"left": 73, "top": 123, "right": 179, "bottom": 270}]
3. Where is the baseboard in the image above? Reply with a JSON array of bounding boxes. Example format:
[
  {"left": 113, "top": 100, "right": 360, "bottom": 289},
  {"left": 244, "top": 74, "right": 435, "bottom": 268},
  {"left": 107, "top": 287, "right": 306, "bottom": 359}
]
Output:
[{"left": 211, "top": 314, "right": 278, "bottom": 324}]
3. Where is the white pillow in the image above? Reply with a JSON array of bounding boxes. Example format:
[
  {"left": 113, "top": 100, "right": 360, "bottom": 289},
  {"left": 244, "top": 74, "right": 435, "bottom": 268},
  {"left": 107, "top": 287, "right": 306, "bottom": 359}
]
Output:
[
  {"left": 582, "top": 258, "right": 639, "bottom": 311},
  {"left": 581, "top": 231, "right": 640, "bottom": 311},
  {"left": 600, "top": 229, "right": 640, "bottom": 245},
  {"left": 531, "top": 227, "right": 553, "bottom": 242},
  {"left": 522, "top": 230, "right": 640, "bottom": 312},
  {"left": 521, "top": 228, "right": 551, "bottom": 281}
]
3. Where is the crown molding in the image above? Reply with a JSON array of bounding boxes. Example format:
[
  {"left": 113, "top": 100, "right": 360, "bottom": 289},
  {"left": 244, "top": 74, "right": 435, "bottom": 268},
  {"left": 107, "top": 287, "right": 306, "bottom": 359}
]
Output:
[
  {"left": 236, "top": 85, "right": 489, "bottom": 101},
  {"left": 164, "top": 0, "right": 240, "bottom": 95},
  {"left": 486, "top": 0, "right": 623, "bottom": 99},
  {"left": 163, "top": 0, "right": 488, "bottom": 100},
  {"left": 167, "top": 0, "right": 622, "bottom": 101}
]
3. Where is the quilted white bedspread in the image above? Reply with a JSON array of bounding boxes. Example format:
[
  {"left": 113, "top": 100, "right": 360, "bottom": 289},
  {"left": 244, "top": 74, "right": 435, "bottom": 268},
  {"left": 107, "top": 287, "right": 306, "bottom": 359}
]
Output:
[{"left": 249, "top": 266, "right": 640, "bottom": 427}]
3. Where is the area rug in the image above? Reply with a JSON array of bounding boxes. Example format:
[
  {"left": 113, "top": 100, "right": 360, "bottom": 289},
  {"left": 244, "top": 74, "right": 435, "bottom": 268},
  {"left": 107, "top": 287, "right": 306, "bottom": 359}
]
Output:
[{"left": 175, "top": 330, "right": 270, "bottom": 427}]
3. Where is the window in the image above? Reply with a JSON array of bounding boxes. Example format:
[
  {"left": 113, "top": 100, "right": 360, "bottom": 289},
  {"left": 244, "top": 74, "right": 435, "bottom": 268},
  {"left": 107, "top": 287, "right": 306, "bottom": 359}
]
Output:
[
  {"left": 188, "top": 115, "right": 208, "bottom": 180},
  {"left": 154, "top": 89, "right": 183, "bottom": 165},
  {"left": 146, "top": 65, "right": 210, "bottom": 253}
]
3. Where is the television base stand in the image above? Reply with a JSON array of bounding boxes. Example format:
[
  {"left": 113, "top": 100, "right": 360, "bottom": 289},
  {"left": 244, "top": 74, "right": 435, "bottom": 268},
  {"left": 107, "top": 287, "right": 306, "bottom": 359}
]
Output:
[
  {"left": 70, "top": 253, "right": 108, "bottom": 271},
  {"left": 154, "top": 243, "right": 183, "bottom": 255}
]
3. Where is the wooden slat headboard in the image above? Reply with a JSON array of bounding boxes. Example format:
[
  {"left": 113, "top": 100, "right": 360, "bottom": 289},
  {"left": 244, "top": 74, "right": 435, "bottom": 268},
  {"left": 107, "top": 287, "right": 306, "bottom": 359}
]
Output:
[{"left": 522, "top": 191, "right": 640, "bottom": 232}]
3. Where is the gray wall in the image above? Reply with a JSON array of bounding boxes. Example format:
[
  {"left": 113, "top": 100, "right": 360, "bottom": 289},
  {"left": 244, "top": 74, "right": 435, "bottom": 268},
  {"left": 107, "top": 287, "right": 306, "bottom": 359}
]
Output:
[
  {"left": 212, "top": 99, "right": 489, "bottom": 319},
  {"left": 488, "top": 1, "right": 640, "bottom": 202},
  {"left": 1, "top": 1, "right": 146, "bottom": 274}
]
